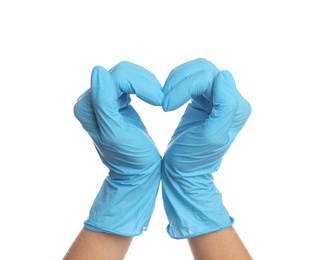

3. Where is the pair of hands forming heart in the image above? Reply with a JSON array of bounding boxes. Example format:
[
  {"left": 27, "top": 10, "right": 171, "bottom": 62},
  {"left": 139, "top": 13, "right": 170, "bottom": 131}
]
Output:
[{"left": 74, "top": 58, "right": 251, "bottom": 238}]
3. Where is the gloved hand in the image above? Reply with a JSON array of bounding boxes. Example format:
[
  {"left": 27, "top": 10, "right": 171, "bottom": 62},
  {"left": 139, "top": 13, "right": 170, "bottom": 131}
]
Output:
[
  {"left": 74, "top": 61, "right": 163, "bottom": 236},
  {"left": 161, "top": 58, "right": 251, "bottom": 239}
]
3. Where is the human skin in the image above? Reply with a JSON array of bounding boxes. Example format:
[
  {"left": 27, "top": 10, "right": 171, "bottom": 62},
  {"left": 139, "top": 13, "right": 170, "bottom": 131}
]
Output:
[
  {"left": 64, "top": 226, "right": 251, "bottom": 260},
  {"left": 63, "top": 228, "right": 133, "bottom": 260},
  {"left": 65, "top": 59, "right": 252, "bottom": 259},
  {"left": 188, "top": 226, "right": 252, "bottom": 260}
]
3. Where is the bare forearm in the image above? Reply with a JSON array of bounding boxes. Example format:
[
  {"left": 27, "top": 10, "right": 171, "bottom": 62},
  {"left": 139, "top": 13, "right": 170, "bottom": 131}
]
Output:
[
  {"left": 64, "top": 228, "right": 133, "bottom": 260},
  {"left": 188, "top": 226, "right": 252, "bottom": 260}
]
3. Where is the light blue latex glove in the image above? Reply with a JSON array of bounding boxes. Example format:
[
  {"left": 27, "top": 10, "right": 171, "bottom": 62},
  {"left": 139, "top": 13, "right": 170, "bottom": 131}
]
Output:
[
  {"left": 161, "top": 58, "right": 251, "bottom": 239},
  {"left": 74, "top": 61, "right": 163, "bottom": 236}
]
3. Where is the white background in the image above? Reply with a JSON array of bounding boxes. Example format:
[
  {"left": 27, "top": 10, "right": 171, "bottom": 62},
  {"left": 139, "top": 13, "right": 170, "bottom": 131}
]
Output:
[{"left": 1, "top": 0, "right": 327, "bottom": 259}]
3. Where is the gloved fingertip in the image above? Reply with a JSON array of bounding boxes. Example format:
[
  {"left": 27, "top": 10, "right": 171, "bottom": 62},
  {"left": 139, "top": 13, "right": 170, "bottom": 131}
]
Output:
[
  {"left": 136, "top": 85, "right": 164, "bottom": 106},
  {"left": 153, "top": 91, "right": 165, "bottom": 106},
  {"left": 162, "top": 98, "right": 169, "bottom": 111},
  {"left": 218, "top": 70, "right": 234, "bottom": 84},
  {"left": 162, "top": 81, "right": 171, "bottom": 95},
  {"left": 91, "top": 65, "right": 109, "bottom": 88},
  {"left": 162, "top": 98, "right": 174, "bottom": 112},
  {"left": 153, "top": 82, "right": 165, "bottom": 106},
  {"left": 147, "top": 97, "right": 163, "bottom": 107},
  {"left": 91, "top": 65, "right": 107, "bottom": 77}
]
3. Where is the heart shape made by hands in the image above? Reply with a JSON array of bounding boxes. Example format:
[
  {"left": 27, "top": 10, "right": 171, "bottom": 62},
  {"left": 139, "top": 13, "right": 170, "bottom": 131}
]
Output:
[
  {"left": 73, "top": 57, "right": 251, "bottom": 240},
  {"left": 74, "top": 57, "right": 251, "bottom": 171}
]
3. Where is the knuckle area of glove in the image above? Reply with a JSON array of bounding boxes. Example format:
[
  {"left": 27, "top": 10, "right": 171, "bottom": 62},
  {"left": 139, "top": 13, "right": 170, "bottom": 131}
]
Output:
[
  {"left": 112, "top": 61, "right": 131, "bottom": 72},
  {"left": 73, "top": 100, "right": 89, "bottom": 121}
]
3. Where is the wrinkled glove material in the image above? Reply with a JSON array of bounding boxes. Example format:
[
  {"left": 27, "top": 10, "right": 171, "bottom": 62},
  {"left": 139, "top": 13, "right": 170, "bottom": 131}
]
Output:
[
  {"left": 161, "top": 58, "right": 251, "bottom": 239},
  {"left": 74, "top": 62, "right": 163, "bottom": 236}
]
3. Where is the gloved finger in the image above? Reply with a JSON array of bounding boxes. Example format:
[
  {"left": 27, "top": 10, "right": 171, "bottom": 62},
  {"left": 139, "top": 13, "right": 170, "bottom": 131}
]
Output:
[
  {"left": 109, "top": 61, "right": 164, "bottom": 106},
  {"left": 73, "top": 88, "right": 100, "bottom": 140},
  {"left": 163, "top": 58, "right": 219, "bottom": 96},
  {"left": 162, "top": 70, "right": 216, "bottom": 111},
  {"left": 205, "top": 70, "right": 239, "bottom": 138},
  {"left": 91, "top": 65, "right": 126, "bottom": 138},
  {"left": 163, "top": 58, "right": 217, "bottom": 95},
  {"left": 162, "top": 58, "right": 219, "bottom": 111}
]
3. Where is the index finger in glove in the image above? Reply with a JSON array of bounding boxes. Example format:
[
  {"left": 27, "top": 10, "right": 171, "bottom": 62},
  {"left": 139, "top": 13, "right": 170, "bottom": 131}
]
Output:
[
  {"left": 109, "top": 61, "right": 164, "bottom": 106},
  {"left": 162, "top": 58, "right": 219, "bottom": 111}
]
